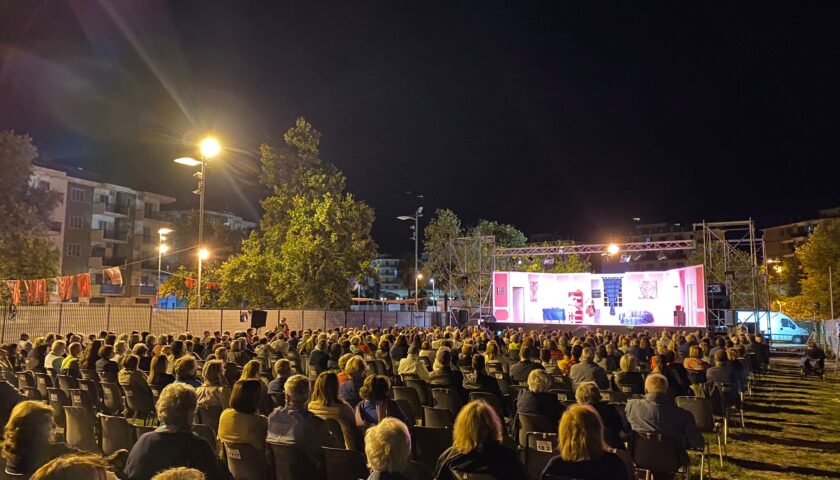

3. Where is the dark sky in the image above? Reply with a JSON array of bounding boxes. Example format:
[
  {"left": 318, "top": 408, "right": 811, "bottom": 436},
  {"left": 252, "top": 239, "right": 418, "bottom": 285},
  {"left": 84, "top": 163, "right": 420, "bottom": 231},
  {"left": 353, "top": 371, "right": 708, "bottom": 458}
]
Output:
[{"left": 2, "top": 1, "right": 839, "bottom": 253}]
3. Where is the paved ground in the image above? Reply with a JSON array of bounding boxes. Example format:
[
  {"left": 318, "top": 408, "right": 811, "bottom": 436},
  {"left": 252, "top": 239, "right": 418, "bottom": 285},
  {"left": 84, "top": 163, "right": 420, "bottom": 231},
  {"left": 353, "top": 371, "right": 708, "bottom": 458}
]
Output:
[{"left": 687, "top": 356, "right": 840, "bottom": 480}]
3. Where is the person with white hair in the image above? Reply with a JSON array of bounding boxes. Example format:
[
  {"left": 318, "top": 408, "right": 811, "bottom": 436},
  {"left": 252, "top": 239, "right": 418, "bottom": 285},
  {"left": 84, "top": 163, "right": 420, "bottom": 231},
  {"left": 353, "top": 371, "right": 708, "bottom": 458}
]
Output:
[
  {"left": 266, "top": 374, "right": 339, "bottom": 469},
  {"left": 516, "top": 369, "right": 563, "bottom": 426},
  {"left": 364, "top": 418, "right": 412, "bottom": 479},
  {"left": 624, "top": 374, "right": 703, "bottom": 451}
]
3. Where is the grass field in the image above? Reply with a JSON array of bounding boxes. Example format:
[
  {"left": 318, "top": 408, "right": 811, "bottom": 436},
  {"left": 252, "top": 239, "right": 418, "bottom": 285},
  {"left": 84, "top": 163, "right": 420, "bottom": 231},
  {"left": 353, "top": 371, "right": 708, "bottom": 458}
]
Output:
[{"left": 685, "top": 356, "right": 840, "bottom": 480}]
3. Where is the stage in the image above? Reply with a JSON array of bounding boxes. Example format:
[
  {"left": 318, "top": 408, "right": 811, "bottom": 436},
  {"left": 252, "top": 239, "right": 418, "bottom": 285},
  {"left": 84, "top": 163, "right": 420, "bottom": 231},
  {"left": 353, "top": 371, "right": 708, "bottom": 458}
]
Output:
[{"left": 486, "top": 322, "right": 710, "bottom": 335}]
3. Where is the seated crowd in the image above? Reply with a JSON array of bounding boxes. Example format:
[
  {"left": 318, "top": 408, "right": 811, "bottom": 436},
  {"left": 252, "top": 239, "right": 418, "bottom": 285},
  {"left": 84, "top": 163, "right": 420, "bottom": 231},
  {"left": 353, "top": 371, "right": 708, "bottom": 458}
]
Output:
[{"left": 0, "top": 322, "right": 771, "bottom": 480}]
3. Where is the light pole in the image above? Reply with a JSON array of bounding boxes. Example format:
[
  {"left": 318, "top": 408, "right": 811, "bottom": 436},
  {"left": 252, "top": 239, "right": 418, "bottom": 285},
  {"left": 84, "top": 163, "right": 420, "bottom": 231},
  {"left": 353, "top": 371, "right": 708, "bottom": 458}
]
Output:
[
  {"left": 197, "top": 248, "right": 210, "bottom": 308},
  {"left": 157, "top": 228, "right": 173, "bottom": 290},
  {"left": 430, "top": 277, "right": 435, "bottom": 298},
  {"left": 398, "top": 207, "right": 423, "bottom": 310}
]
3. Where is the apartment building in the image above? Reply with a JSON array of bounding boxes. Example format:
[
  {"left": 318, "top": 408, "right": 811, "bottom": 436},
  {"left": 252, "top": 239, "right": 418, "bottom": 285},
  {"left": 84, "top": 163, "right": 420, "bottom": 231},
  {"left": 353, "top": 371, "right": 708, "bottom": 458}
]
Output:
[
  {"left": 32, "top": 164, "right": 175, "bottom": 304},
  {"left": 763, "top": 207, "right": 840, "bottom": 260}
]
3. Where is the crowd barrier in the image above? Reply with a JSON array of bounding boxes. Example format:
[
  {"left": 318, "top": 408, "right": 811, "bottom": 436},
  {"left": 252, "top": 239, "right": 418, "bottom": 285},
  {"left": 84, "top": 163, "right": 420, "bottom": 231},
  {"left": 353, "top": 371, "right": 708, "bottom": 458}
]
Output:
[{"left": 0, "top": 305, "right": 445, "bottom": 342}]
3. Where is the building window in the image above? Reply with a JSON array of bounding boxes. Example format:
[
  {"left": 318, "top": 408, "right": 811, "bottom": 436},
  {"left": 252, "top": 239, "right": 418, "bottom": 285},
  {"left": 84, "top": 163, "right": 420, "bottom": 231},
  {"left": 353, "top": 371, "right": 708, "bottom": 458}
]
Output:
[
  {"left": 68, "top": 215, "right": 84, "bottom": 229},
  {"left": 66, "top": 244, "right": 81, "bottom": 257},
  {"left": 70, "top": 187, "right": 85, "bottom": 202}
]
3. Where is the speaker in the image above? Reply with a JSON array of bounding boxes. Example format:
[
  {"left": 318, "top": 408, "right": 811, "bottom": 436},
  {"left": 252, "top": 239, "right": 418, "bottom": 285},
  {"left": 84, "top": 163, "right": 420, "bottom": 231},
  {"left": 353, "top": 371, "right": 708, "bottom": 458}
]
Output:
[
  {"left": 251, "top": 310, "right": 267, "bottom": 329},
  {"left": 724, "top": 310, "right": 736, "bottom": 326},
  {"left": 456, "top": 309, "right": 470, "bottom": 329}
]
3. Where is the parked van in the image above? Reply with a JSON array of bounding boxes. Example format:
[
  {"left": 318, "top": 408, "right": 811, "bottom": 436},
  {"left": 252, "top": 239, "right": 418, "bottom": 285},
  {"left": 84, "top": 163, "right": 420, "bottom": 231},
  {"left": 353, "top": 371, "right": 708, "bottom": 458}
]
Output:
[{"left": 736, "top": 310, "right": 810, "bottom": 344}]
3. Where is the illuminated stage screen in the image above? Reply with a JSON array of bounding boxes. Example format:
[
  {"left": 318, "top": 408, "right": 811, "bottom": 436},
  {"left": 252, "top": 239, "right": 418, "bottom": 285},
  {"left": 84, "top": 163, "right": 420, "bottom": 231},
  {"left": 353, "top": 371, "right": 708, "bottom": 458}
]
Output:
[{"left": 492, "top": 265, "right": 705, "bottom": 327}]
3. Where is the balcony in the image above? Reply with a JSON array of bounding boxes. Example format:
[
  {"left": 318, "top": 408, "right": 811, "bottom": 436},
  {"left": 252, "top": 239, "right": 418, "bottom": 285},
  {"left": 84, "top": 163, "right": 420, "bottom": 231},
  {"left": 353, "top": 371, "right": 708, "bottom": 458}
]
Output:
[
  {"left": 49, "top": 221, "right": 62, "bottom": 233},
  {"left": 94, "top": 202, "right": 130, "bottom": 216},
  {"left": 99, "top": 284, "right": 124, "bottom": 295},
  {"left": 102, "top": 229, "right": 129, "bottom": 242},
  {"left": 143, "top": 210, "right": 167, "bottom": 221},
  {"left": 102, "top": 256, "right": 126, "bottom": 267},
  {"left": 88, "top": 257, "right": 103, "bottom": 269}
]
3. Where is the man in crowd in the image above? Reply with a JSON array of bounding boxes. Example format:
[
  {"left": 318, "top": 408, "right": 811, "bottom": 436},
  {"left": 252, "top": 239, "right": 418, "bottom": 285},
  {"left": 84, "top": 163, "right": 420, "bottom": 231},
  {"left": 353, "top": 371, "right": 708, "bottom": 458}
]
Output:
[
  {"left": 625, "top": 374, "right": 704, "bottom": 452},
  {"left": 569, "top": 347, "right": 610, "bottom": 389}
]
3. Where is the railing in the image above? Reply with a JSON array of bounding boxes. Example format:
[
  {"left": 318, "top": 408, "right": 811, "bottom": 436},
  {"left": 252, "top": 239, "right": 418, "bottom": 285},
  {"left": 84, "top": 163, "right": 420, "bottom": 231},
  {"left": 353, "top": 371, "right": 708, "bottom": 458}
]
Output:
[
  {"left": 102, "top": 229, "right": 128, "bottom": 241},
  {"left": 0, "top": 305, "right": 445, "bottom": 341},
  {"left": 104, "top": 203, "right": 130, "bottom": 215},
  {"left": 99, "top": 285, "right": 124, "bottom": 295},
  {"left": 103, "top": 257, "right": 126, "bottom": 267}
]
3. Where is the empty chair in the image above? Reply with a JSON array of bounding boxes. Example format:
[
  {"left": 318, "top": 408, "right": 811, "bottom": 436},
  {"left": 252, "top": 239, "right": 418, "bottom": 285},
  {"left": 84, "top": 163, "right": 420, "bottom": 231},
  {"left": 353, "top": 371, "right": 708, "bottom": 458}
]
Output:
[
  {"left": 57, "top": 374, "right": 79, "bottom": 396},
  {"left": 395, "top": 399, "right": 416, "bottom": 427},
  {"left": 412, "top": 426, "right": 453, "bottom": 473},
  {"left": 676, "top": 396, "right": 724, "bottom": 470},
  {"left": 16, "top": 371, "right": 36, "bottom": 389},
  {"left": 405, "top": 378, "right": 432, "bottom": 406},
  {"left": 492, "top": 372, "right": 513, "bottom": 395},
  {"left": 525, "top": 432, "right": 558, "bottom": 480},
  {"left": 100, "top": 382, "right": 125, "bottom": 416},
  {"left": 469, "top": 392, "right": 505, "bottom": 421},
  {"left": 122, "top": 383, "right": 156, "bottom": 424},
  {"left": 192, "top": 423, "right": 218, "bottom": 456},
  {"left": 63, "top": 406, "right": 97, "bottom": 451},
  {"left": 269, "top": 442, "right": 319, "bottom": 480},
  {"left": 196, "top": 404, "right": 224, "bottom": 433},
  {"left": 517, "top": 412, "right": 555, "bottom": 449},
  {"left": 69, "top": 388, "right": 95, "bottom": 410},
  {"left": 77, "top": 378, "right": 100, "bottom": 408},
  {"left": 393, "top": 386, "right": 424, "bottom": 425},
  {"left": 34, "top": 372, "right": 53, "bottom": 399},
  {"left": 223, "top": 441, "right": 269, "bottom": 480},
  {"left": 100, "top": 414, "right": 136, "bottom": 455},
  {"left": 630, "top": 431, "right": 689, "bottom": 480},
  {"left": 432, "top": 388, "right": 463, "bottom": 418},
  {"left": 322, "top": 446, "right": 369, "bottom": 480},
  {"left": 423, "top": 406, "right": 454, "bottom": 429},
  {"left": 46, "top": 387, "right": 71, "bottom": 430}
]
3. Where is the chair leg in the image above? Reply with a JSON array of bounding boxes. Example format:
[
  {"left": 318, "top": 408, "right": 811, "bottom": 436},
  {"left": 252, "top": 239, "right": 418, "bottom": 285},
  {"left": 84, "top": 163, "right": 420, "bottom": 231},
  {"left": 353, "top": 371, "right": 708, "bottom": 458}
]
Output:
[
  {"left": 717, "top": 433, "right": 724, "bottom": 466},
  {"left": 723, "top": 417, "right": 729, "bottom": 445},
  {"left": 699, "top": 452, "right": 705, "bottom": 480}
]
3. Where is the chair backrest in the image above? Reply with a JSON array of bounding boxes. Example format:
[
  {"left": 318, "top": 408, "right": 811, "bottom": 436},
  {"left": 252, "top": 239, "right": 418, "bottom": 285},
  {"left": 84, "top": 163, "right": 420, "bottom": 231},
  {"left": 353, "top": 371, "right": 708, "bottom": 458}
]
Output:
[
  {"left": 630, "top": 431, "right": 687, "bottom": 474},
  {"left": 491, "top": 372, "right": 512, "bottom": 395},
  {"left": 100, "top": 414, "right": 135, "bottom": 455},
  {"left": 268, "top": 442, "right": 319, "bottom": 479},
  {"left": 47, "top": 387, "right": 70, "bottom": 427},
  {"left": 57, "top": 374, "right": 79, "bottom": 394},
  {"left": 405, "top": 379, "right": 432, "bottom": 406},
  {"left": 393, "top": 386, "right": 424, "bottom": 423},
  {"left": 223, "top": 441, "right": 268, "bottom": 480},
  {"left": 419, "top": 356, "right": 432, "bottom": 371},
  {"left": 69, "top": 388, "right": 95, "bottom": 410},
  {"left": 525, "top": 432, "right": 558, "bottom": 480},
  {"left": 323, "top": 418, "right": 347, "bottom": 449},
  {"left": 603, "top": 390, "right": 627, "bottom": 403},
  {"left": 17, "top": 371, "right": 35, "bottom": 388},
  {"left": 550, "top": 375, "right": 573, "bottom": 393},
  {"left": 80, "top": 369, "right": 97, "bottom": 381},
  {"left": 63, "top": 406, "right": 97, "bottom": 451},
  {"left": 394, "top": 399, "right": 416, "bottom": 426},
  {"left": 150, "top": 384, "right": 164, "bottom": 401},
  {"left": 423, "top": 406, "right": 454, "bottom": 428},
  {"left": 122, "top": 383, "right": 156, "bottom": 416},
  {"left": 322, "top": 447, "right": 369, "bottom": 480},
  {"left": 100, "top": 382, "right": 124, "bottom": 415},
  {"left": 411, "top": 426, "right": 453, "bottom": 473},
  {"left": 468, "top": 392, "right": 505, "bottom": 420},
  {"left": 98, "top": 370, "right": 118, "bottom": 384},
  {"left": 404, "top": 460, "right": 434, "bottom": 480},
  {"left": 447, "top": 469, "right": 497, "bottom": 480},
  {"left": 192, "top": 424, "right": 218, "bottom": 455},
  {"left": 196, "top": 404, "right": 224, "bottom": 433},
  {"left": 675, "top": 396, "right": 715, "bottom": 433},
  {"left": 35, "top": 372, "right": 53, "bottom": 397},
  {"left": 77, "top": 378, "right": 99, "bottom": 404},
  {"left": 1, "top": 371, "right": 18, "bottom": 388},
  {"left": 518, "top": 412, "right": 554, "bottom": 448},
  {"left": 134, "top": 424, "right": 155, "bottom": 440},
  {"left": 432, "top": 388, "right": 463, "bottom": 418}
]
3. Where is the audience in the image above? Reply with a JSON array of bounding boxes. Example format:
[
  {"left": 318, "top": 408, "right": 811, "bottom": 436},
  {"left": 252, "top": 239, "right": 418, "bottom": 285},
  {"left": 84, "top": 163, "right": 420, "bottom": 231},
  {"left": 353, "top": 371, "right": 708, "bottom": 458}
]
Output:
[
  {"left": 516, "top": 369, "right": 563, "bottom": 427},
  {"left": 148, "top": 354, "right": 176, "bottom": 389},
  {"left": 217, "top": 379, "right": 268, "bottom": 455},
  {"left": 151, "top": 467, "right": 206, "bottom": 480},
  {"left": 2, "top": 401, "right": 81, "bottom": 476},
  {"left": 569, "top": 347, "right": 610, "bottom": 389},
  {"left": 196, "top": 360, "right": 231, "bottom": 410},
  {"left": 574, "top": 382, "right": 628, "bottom": 450},
  {"left": 509, "top": 346, "right": 544, "bottom": 384},
  {"left": 173, "top": 356, "right": 202, "bottom": 389},
  {"left": 308, "top": 372, "right": 358, "bottom": 449},
  {"left": 355, "top": 375, "right": 408, "bottom": 427},
  {"left": 339, "top": 356, "right": 367, "bottom": 406},
  {"left": 397, "top": 346, "right": 430, "bottom": 381},
  {"left": 613, "top": 354, "right": 644, "bottom": 394},
  {"left": 428, "top": 348, "right": 467, "bottom": 402},
  {"left": 96, "top": 345, "right": 120, "bottom": 376},
  {"left": 625, "top": 374, "right": 704, "bottom": 451},
  {"left": 365, "top": 418, "right": 412, "bottom": 480},
  {"left": 267, "top": 359, "right": 292, "bottom": 407},
  {"left": 29, "top": 453, "right": 115, "bottom": 480}
]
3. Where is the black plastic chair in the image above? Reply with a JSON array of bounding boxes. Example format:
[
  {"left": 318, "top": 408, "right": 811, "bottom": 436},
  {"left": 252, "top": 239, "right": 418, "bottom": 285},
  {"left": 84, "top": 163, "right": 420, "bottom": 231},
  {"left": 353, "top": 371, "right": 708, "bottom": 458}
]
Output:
[
  {"left": 46, "top": 387, "right": 71, "bottom": 431},
  {"left": 405, "top": 378, "right": 432, "bottom": 406},
  {"left": 432, "top": 388, "right": 463, "bottom": 419},
  {"left": 121, "top": 383, "right": 156, "bottom": 424},
  {"left": 630, "top": 431, "right": 689, "bottom": 480},
  {"left": 525, "top": 432, "right": 558, "bottom": 480},
  {"left": 35, "top": 372, "right": 53, "bottom": 399},
  {"left": 80, "top": 369, "right": 98, "bottom": 381},
  {"left": 676, "top": 395, "right": 723, "bottom": 472},
  {"left": 98, "top": 370, "right": 118, "bottom": 384},
  {"left": 16, "top": 371, "right": 36, "bottom": 389},
  {"left": 100, "top": 382, "right": 125, "bottom": 415},
  {"left": 468, "top": 392, "right": 505, "bottom": 421},
  {"left": 393, "top": 386, "right": 424, "bottom": 425},
  {"left": 57, "top": 374, "right": 79, "bottom": 396},
  {"left": 517, "top": 412, "right": 555, "bottom": 449},
  {"left": 196, "top": 404, "right": 224, "bottom": 433},
  {"left": 69, "top": 388, "right": 96, "bottom": 411},
  {"left": 192, "top": 423, "right": 218, "bottom": 455},
  {"left": 268, "top": 442, "right": 319, "bottom": 480},
  {"left": 411, "top": 426, "right": 453, "bottom": 473},
  {"left": 1, "top": 371, "right": 18, "bottom": 388},
  {"left": 423, "top": 406, "right": 454, "bottom": 428},
  {"left": 64, "top": 406, "right": 97, "bottom": 451},
  {"left": 322, "top": 446, "right": 369, "bottom": 480},
  {"left": 492, "top": 372, "right": 514, "bottom": 395},
  {"left": 77, "top": 378, "right": 101, "bottom": 409},
  {"left": 224, "top": 441, "right": 269, "bottom": 480},
  {"left": 100, "top": 413, "right": 135, "bottom": 455}
]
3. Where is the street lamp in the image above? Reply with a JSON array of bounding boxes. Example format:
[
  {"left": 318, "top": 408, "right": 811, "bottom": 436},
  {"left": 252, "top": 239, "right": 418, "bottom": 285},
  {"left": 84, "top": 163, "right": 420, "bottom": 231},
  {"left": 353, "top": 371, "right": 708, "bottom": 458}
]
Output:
[
  {"left": 174, "top": 135, "right": 221, "bottom": 262},
  {"left": 157, "top": 227, "right": 173, "bottom": 291},
  {"left": 398, "top": 206, "right": 423, "bottom": 310},
  {"left": 197, "top": 248, "right": 210, "bottom": 308},
  {"left": 430, "top": 277, "right": 435, "bottom": 297}
]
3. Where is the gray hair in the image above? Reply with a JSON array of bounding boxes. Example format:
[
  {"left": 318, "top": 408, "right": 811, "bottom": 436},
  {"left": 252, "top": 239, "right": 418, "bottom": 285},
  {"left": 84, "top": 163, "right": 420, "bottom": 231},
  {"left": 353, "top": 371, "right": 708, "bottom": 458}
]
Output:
[
  {"left": 157, "top": 383, "right": 197, "bottom": 427},
  {"left": 575, "top": 382, "right": 602, "bottom": 405},
  {"left": 284, "top": 374, "right": 311, "bottom": 404},
  {"left": 365, "top": 417, "right": 411, "bottom": 473}
]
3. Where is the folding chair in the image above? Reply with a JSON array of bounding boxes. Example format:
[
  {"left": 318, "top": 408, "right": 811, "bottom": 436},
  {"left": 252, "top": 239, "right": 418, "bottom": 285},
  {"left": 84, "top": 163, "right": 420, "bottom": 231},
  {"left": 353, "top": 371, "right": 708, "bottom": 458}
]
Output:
[
  {"left": 517, "top": 412, "right": 555, "bottom": 449},
  {"left": 411, "top": 426, "right": 453, "bottom": 473},
  {"left": 63, "top": 406, "right": 97, "bottom": 451},
  {"left": 100, "top": 382, "right": 125, "bottom": 416},
  {"left": 100, "top": 413, "right": 136, "bottom": 455},
  {"left": 223, "top": 441, "right": 269, "bottom": 480},
  {"left": 192, "top": 423, "right": 218, "bottom": 456},
  {"left": 525, "top": 432, "right": 557, "bottom": 480},
  {"left": 423, "top": 406, "right": 454, "bottom": 428},
  {"left": 405, "top": 378, "right": 432, "bottom": 406},
  {"left": 432, "top": 388, "right": 463, "bottom": 418},
  {"left": 322, "top": 446, "right": 369, "bottom": 480},
  {"left": 393, "top": 386, "right": 424, "bottom": 425},
  {"left": 630, "top": 431, "right": 690, "bottom": 480},
  {"left": 676, "top": 396, "right": 724, "bottom": 469},
  {"left": 268, "top": 442, "right": 319, "bottom": 479}
]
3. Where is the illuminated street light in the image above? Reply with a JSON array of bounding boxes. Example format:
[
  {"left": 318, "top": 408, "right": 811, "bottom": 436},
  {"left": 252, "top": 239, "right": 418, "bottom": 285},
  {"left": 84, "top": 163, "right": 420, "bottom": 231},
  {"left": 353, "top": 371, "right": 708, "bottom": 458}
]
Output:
[
  {"left": 398, "top": 206, "right": 424, "bottom": 310},
  {"left": 157, "top": 228, "right": 174, "bottom": 292},
  {"left": 174, "top": 157, "right": 202, "bottom": 167},
  {"left": 607, "top": 243, "right": 620, "bottom": 255},
  {"left": 199, "top": 137, "right": 221, "bottom": 158}
]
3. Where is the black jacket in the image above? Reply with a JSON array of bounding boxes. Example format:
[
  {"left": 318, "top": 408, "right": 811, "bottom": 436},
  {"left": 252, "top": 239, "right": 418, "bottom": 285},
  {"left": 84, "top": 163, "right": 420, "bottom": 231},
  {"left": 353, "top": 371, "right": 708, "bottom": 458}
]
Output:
[
  {"left": 435, "top": 443, "right": 528, "bottom": 480},
  {"left": 509, "top": 360, "right": 544, "bottom": 384},
  {"left": 516, "top": 389, "right": 563, "bottom": 427},
  {"left": 124, "top": 429, "right": 228, "bottom": 480},
  {"left": 428, "top": 367, "right": 467, "bottom": 402}
]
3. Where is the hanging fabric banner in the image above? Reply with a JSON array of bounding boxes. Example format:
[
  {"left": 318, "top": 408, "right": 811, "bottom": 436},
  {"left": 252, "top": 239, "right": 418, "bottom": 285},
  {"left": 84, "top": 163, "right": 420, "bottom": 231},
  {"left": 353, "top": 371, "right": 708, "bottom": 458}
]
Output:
[
  {"left": 24, "top": 279, "right": 47, "bottom": 305},
  {"left": 58, "top": 275, "right": 74, "bottom": 301},
  {"left": 4, "top": 280, "right": 21, "bottom": 306},
  {"left": 185, "top": 278, "right": 196, "bottom": 289},
  {"left": 76, "top": 273, "right": 91, "bottom": 298},
  {"left": 104, "top": 266, "right": 123, "bottom": 286}
]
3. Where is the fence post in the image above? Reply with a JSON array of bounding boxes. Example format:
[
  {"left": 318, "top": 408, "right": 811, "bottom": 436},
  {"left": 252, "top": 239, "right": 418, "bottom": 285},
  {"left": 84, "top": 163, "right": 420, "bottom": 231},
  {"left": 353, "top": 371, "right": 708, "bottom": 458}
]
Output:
[
  {"left": 323, "top": 310, "right": 327, "bottom": 331},
  {"left": 301, "top": 310, "right": 304, "bottom": 331},
  {"left": 220, "top": 309, "right": 224, "bottom": 332},
  {"left": 185, "top": 307, "right": 190, "bottom": 333},
  {"left": 1, "top": 304, "right": 6, "bottom": 343},
  {"left": 106, "top": 304, "right": 111, "bottom": 331},
  {"left": 344, "top": 310, "right": 347, "bottom": 328},
  {"left": 58, "top": 303, "right": 64, "bottom": 334},
  {"left": 148, "top": 306, "right": 153, "bottom": 333}
]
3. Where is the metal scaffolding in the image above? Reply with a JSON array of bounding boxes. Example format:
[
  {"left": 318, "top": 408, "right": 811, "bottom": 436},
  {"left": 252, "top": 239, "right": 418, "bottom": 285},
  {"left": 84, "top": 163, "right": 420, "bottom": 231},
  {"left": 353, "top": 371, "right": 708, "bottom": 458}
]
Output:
[
  {"left": 444, "top": 236, "right": 496, "bottom": 321},
  {"left": 494, "top": 240, "right": 696, "bottom": 257}
]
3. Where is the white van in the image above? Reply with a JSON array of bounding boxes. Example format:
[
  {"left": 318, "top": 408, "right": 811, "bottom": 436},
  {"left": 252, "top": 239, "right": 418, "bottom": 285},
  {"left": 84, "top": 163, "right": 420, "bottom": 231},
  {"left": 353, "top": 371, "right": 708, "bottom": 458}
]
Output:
[{"left": 736, "top": 310, "right": 810, "bottom": 344}]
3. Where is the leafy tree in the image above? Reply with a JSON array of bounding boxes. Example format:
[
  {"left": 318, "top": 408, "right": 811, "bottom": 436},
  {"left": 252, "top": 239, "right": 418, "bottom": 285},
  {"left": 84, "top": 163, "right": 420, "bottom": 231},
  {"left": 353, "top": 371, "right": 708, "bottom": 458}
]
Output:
[
  {"left": 795, "top": 220, "right": 840, "bottom": 320},
  {"left": 0, "top": 132, "right": 60, "bottom": 299},
  {"left": 422, "top": 209, "right": 463, "bottom": 288},
  {"left": 171, "top": 211, "right": 248, "bottom": 266},
  {"left": 158, "top": 266, "right": 223, "bottom": 308},
  {"left": 469, "top": 220, "right": 526, "bottom": 248},
  {"left": 219, "top": 118, "right": 377, "bottom": 309}
]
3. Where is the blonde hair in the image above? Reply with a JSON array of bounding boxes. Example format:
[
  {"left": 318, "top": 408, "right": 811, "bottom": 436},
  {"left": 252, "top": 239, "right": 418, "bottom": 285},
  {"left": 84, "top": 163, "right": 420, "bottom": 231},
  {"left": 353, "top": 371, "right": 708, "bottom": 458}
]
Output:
[
  {"left": 345, "top": 356, "right": 367, "bottom": 378},
  {"left": 619, "top": 354, "right": 637, "bottom": 372},
  {"left": 364, "top": 417, "right": 411, "bottom": 473},
  {"left": 240, "top": 359, "right": 262, "bottom": 380},
  {"left": 527, "top": 369, "right": 551, "bottom": 393},
  {"left": 201, "top": 360, "right": 226, "bottom": 387},
  {"left": 29, "top": 453, "right": 110, "bottom": 480},
  {"left": 284, "top": 374, "right": 310, "bottom": 404},
  {"left": 452, "top": 401, "right": 502, "bottom": 454},
  {"left": 557, "top": 405, "right": 605, "bottom": 462},
  {"left": 151, "top": 467, "right": 206, "bottom": 480},
  {"left": 644, "top": 373, "right": 668, "bottom": 394},
  {"left": 575, "top": 382, "right": 602, "bottom": 405}
]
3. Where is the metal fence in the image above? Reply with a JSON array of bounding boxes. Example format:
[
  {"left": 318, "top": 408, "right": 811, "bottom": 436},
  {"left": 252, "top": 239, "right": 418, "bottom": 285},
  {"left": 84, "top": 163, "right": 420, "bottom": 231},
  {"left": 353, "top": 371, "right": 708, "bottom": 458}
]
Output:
[{"left": 0, "top": 305, "right": 445, "bottom": 342}]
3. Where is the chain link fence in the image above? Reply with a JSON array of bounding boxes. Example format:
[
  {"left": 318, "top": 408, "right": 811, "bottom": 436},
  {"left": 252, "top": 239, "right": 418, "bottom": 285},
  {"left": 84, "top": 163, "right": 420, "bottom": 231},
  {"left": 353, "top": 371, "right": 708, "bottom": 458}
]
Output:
[{"left": 0, "top": 305, "right": 445, "bottom": 341}]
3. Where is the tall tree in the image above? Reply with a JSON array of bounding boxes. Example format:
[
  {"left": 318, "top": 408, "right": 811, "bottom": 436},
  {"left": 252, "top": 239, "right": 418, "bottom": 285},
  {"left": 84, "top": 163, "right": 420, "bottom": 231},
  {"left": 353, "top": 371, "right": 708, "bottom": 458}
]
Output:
[
  {"left": 470, "top": 219, "right": 527, "bottom": 248},
  {"left": 795, "top": 220, "right": 840, "bottom": 320},
  {"left": 422, "top": 209, "right": 463, "bottom": 289},
  {"left": 0, "top": 132, "right": 60, "bottom": 292},
  {"left": 172, "top": 211, "right": 248, "bottom": 265}
]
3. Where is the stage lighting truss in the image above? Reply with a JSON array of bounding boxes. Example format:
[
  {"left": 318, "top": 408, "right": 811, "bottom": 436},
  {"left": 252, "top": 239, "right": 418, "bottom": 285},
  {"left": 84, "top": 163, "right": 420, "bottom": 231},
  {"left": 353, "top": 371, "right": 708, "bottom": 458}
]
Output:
[{"left": 494, "top": 239, "right": 696, "bottom": 258}]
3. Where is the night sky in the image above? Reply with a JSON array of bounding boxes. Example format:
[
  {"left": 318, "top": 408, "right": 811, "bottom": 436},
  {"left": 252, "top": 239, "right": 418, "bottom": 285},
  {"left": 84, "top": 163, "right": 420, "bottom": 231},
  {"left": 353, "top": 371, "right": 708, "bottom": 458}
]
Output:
[{"left": 2, "top": 1, "right": 839, "bottom": 253}]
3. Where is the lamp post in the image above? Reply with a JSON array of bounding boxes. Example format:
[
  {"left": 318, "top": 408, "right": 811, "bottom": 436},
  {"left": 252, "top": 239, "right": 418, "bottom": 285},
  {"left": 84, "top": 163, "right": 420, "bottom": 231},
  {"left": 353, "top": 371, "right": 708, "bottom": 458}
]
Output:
[
  {"left": 157, "top": 228, "right": 173, "bottom": 290},
  {"left": 197, "top": 248, "right": 210, "bottom": 308},
  {"left": 430, "top": 277, "right": 435, "bottom": 298},
  {"left": 398, "top": 207, "right": 423, "bottom": 310}
]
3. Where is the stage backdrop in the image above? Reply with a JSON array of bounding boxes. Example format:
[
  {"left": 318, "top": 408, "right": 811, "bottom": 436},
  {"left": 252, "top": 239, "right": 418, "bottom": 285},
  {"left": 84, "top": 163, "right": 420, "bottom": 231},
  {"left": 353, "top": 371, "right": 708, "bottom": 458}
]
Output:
[{"left": 492, "top": 265, "right": 705, "bottom": 327}]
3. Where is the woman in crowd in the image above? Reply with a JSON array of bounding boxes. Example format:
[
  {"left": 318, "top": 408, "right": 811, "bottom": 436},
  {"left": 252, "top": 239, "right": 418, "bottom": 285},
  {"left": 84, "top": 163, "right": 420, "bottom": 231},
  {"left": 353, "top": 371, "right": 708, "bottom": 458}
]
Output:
[
  {"left": 613, "top": 354, "right": 644, "bottom": 395},
  {"left": 574, "top": 382, "right": 627, "bottom": 450},
  {"left": 119, "top": 354, "right": 153, "bottom": 399},
  {"left": 195, "top": 360, "right": 231, "bottom": 409},
  {"left": 124, "top": 383, "right": 226, "bottom": 480},
  {"left": 375, "top": 339, "right": 393, "bottom": 372},
  {"left": 148, "top": 354, "right": 176, "bottom": 389},
  {"left": 339, "top": 356, "right": 367, "bottom": 407},
  {"left": 364, "top": 418, "right": 412, "bottom": 480},
  {"left": 173, "top": 356, "right": 202, "bottom": 389},
  {"left": 594, "top": 345, "right": 618, "bottom": 373},
  {"left": 389, "top": 335, "right": 410, "bottom": 365},
  {"left": 355, "top": 375, "right": 407, "bottom": 428},
  {"left": 463, "top": 354, "right": 503, "bottom": 403},
  {"left": 309, "top": 371, "right": 358, "bottom": 449},
  {"left": 96, "top": 345, "right": 121, "bottom": 376},
  {"left": 484, "top": 341, "right": 504, "bottom": 370},
  {"left": 217, "top": 379, "right": 268, "bottom": 456},
  {"left": 517, "top": 369, "right": 563, "bottom": 427},
  {"left": 457, "top": 344, "right": 474, "bottom": 369},
  {"left": 434, "top": 400, "right": 527, "bottom": 480},
  {"left": 239, "top": 359, "right": 272, "bottom": 414},
  {"left": 80, "top": 339, "right": 104, "bottom": 372},
  {"left": 26, "top": 341, "right": 49, "bottom": 373},
  {"left": 541, "top": 405, "right": 629, "bottom": 480},
  {"left": 2, "top": 401, "right": 80, "bottom": 476}
]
